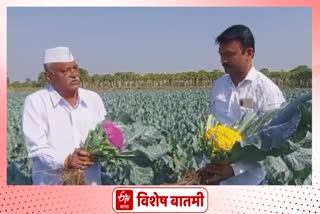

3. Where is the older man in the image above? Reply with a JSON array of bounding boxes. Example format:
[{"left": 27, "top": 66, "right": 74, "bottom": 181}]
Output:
[
  {"left": 22, "top": 47, "right": 106, "bottom": 185},
  {"left": 205, "top": 25, "right": 286, "bottom": 185}
]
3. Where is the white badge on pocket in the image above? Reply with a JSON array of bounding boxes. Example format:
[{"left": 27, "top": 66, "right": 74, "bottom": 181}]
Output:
[{"left": 239, "top": 98, "right": 255, "bottom": 109}]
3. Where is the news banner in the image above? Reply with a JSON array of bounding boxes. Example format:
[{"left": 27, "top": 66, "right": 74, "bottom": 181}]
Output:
[{"left": 113, "top": 187, "right": 208, "bottom": 212}]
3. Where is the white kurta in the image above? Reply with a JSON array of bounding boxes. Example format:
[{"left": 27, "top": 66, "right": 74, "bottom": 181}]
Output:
[
  {"left": 209, "top": 66, "right": 286, "bottom": 184},
  {"left": 22, "top": 85, "right": 107, "bottom": 185}
]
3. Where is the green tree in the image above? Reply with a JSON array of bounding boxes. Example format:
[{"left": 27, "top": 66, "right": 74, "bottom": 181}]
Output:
[
  {"left": 79, "top": 68, "right": 90, "bottom": 88},
  {"left": 260, "top": 68, "right": 270, "bottom": 75},
  {"left": 289, "top": 65, "right": 311, "bottom": 73},
  {"left": 37, "top": 72, "right": 47, "bottom": 87}
]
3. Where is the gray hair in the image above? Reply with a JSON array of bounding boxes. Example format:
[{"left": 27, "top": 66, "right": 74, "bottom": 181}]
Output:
[{"left": 43, "top": 63, "right": 55, "bottom": 74}]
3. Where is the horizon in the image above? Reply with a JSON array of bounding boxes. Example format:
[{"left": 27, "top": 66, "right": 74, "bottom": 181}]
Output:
[{"left": 8, "top": 64, "right": 311, "bottom": 83}]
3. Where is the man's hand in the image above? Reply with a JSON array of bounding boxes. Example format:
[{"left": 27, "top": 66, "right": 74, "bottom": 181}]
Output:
[
  {"left": 65, "top": 149, "right": 96, "bottom": 169},
  {"left": 200, "top": 169, "right": 221, "bottom": 185},
  {"left": 201, "top": 162, "right": 234, "bottom": 184}
]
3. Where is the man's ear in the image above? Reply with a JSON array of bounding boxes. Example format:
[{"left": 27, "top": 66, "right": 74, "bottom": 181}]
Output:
[
  {"left": 247, "top": 48, "right": 254, "bottom": 59},
  {"left": 45, "top": 72, "right": 52, "bottom": 82}
]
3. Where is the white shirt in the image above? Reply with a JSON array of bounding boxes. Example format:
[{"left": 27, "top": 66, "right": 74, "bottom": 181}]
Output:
[
  {"left": 209, "top": 66, "right": 286, "bottom": 126},
  {"left": 209, "top": 66, "right": 286, "bottom": 184},
  {"left": 21, "top": 85, "right": 107, "bottom": 185}
]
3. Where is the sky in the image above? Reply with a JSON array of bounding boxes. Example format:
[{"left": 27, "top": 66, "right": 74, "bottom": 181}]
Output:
[{"left": 7, "top": 7, "right": 311, "bottom": 82}]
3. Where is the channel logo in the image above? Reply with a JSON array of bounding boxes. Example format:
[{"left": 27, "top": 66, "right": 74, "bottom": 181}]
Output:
[
  {"left": 113, "top": 187, "right": 208, "bottom": 213},
  {"left": 115, "top": 190, "right": 133, "bottom": 210}
]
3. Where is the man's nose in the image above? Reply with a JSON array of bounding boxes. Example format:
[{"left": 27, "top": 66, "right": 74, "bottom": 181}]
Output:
[{"left": 70, "top": 68, "right": 79, "bottom": 77}]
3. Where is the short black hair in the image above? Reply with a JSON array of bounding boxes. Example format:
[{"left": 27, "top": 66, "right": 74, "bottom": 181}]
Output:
[{"left": 215, "top": 24, "right": 255, "bottom": 53}]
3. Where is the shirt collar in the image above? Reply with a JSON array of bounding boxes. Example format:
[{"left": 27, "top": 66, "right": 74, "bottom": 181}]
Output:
[
  {"left": 48, "top": 84, "right": 87, "bottom": 108},
  {"left": 244, "top": 66, "right": 258, "bottom": 82},
  {"left": 227, "top": 65, "right": 258, "bottom": 87}
]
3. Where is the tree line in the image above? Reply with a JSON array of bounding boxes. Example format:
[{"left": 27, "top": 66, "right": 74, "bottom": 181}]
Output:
[{"left": 8, "top": 65, "right": 311, "bottom": 90}]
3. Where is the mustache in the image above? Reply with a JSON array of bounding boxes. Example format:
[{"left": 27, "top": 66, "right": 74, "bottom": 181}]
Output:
[{"left": 68, "top": 77, "right": 80, "bottom": 82}]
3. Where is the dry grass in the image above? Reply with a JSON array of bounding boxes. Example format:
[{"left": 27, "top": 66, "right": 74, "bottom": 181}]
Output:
[
  {"left": 63, "top": 169, "right": 86, "bottom": 185},
  {"left": 175, "top": 170, "right": 202, "bottom": 185}
]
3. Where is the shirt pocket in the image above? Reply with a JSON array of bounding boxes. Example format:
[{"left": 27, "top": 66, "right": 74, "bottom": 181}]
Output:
[
  {"left": 214, "top": 96, "right": 228, "bottom": 114},
  {"left": 74, "top": 108, "right": 97, "bottom": 145},
  {"left": 239, "top": 100, "right": 256, "bottom": 114},
  {"left": 240, "top": 106, "right": 255, "bottom": 114}
]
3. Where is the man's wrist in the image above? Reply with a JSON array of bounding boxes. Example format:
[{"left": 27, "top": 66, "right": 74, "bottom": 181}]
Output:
[{"left": 64, "top": 154, "right": 71, "bottom": 169}]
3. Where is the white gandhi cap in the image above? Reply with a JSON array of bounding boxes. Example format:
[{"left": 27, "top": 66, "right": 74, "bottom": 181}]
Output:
[{"left": 43, "top": 47, "right": 75, "bottom": 64}]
